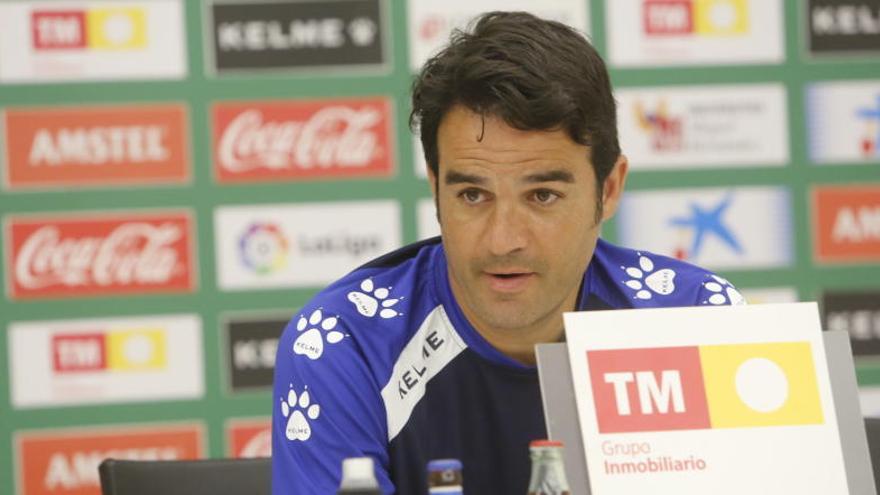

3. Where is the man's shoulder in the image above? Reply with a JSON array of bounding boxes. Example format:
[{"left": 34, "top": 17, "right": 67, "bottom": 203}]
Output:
[
  {"left": 281, "top": 238, "right": 446, "bottom": 361},
  {"left": 592, "top": 238, "right": 745, "bottom": 308}
]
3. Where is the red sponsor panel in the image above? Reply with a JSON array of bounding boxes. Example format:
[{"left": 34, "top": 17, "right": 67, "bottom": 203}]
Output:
[
  {"left": 212, "top": 97, "right": 394, "bottom": 183},
  {"left": 226, "top": 418, "right": 272, "bottom": 458},
  {"left": 813, "top": 185, "right": 880, "bottom": 263},
  {"left": 5, "top": 211, "right": 196, "bottom": 300},
  {"left": 643, "top": 0, "right": 694, "bottom": 35},
  {"left": 16, "top": 423, "right": 203, "bottom": 495},
  {"left": 31, "top": 11, "right": 87, "bottom": 50},
  {"left": 587, "top": 347, "right": 710, "bottom": 433},
  {"left": 3, "top": 104, "right": 190, "bottom": 189}
]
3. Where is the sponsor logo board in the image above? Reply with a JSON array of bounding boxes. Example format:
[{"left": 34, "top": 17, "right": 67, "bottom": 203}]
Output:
[
  {"left": 224, "top": 314, "right": 288, "bottom": 391},
  {"left": 617, "top": 84, "right": 788, "bottom": 169},
  {"left": 0, "top": 1, "right": 186, "bottom": 83},
  {"left": 208, "top": 0, "right": 386, "bottom": 73},
  {"left": 607, "top": 0, "right": 784, "bottom": 67},
  {"left": 9, "top": 314, "right": 203, "bottom": 408},
  {"left": 212, "top": 97, "right": 394, "bottom": 183},
  {"left": 617, "top": 186, "right": 793, "bottom": 270},
  {"left": 3, "top": 103, "right": 190, "bottom": 190},
  {"left": 4, "top": 210, "right": 196, "bottom": 300},
  {"left": 807, "top": 0, "right": 880, "bottom": 56},
  {"left": 822, "top": 290, "right": 880, "bottom": 357},
  {"left": 812, "top": 184, "right": 880, "bottom": 263},
  {"left": 15, "top": 423, "right": 203, "bottom": 495},
  {"left": 214, "top": 201, "right": 400, "bottom": 289},
  {"left": 226, "top": 418, "right": 272, "bottom": 457},
  {"left": 588, "top": 342, "right": 822, "bottom": 433},
  {"left": 407, "top": 0, "right": 589, "bottom": 70},
  {"left": 807, "top": 80, "right": 880, "bottom": 163}
]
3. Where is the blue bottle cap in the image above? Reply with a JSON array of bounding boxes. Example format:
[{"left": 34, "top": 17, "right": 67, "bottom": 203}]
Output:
[{"left": 427, "top": 459, "right": 462, "bottom": 472}]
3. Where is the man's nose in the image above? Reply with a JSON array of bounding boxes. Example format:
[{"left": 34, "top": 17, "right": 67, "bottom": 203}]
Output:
[{"left": 486, "top": 200, "right": 528, "bottom": 257}]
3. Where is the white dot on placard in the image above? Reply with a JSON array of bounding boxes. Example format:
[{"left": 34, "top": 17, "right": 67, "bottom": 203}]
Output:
[
  {"left": 123, "top": 334, "right": 154, "bottom": 364},
  {"left": 735, "top": 358, "right": 788, "bottom": 413},
  {"left": 103, "top": 14, "right": 134, "bottom": 44},
  {"left": 709, "top": 1, "right": 737, "bottom": 30}
]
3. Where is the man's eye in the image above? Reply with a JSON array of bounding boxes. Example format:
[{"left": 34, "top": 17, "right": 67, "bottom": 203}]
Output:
[
  {"left": 460, "top": 189, "right": 484, "bottom": 204},
  {"left": 533, "top": 190, "right": 559, "bottom": 205}
]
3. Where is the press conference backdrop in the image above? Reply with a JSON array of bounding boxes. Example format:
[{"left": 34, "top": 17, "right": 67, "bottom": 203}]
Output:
[{"left": 0, "top": 1, "right": 878, "bottom": 494}]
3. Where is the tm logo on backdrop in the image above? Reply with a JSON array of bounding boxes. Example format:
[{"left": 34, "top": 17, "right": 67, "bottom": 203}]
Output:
[
  {"left": 588, "top": 342, "right": 823, "bottom": 434},
  {"left": 617, "top": 187, "right": 793, "bottom": 270},
  {"left": 643, "top": 0, "right": 749, "bottom": 36},
  {"left": 31, "top": 7, "right": 146, "bottom": 51}
]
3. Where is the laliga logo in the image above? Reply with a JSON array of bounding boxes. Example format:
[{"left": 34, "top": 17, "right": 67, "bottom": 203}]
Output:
[{"left": 588, "top": 342, "right": 824, "bottom": 433}]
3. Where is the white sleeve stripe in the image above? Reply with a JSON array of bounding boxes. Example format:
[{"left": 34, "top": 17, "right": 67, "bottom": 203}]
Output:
[{"left": 380, "top": 305, "right": 467, "bottom": 441}]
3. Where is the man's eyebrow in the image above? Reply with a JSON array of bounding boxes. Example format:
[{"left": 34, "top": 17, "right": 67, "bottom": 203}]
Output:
[
  {"left": 444, "top": 171, "right": 487, "bottom": 185},
  {"left": 523, "top": 169, "right": 576, "bottom": 184}
]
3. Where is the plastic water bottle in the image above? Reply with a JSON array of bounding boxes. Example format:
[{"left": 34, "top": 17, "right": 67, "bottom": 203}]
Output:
[
  {"left": 427, "top": 458, "right": 463, "bottom": 494},
  {"left": 337, "top": 457, "right": 382, "bottom": 495}
]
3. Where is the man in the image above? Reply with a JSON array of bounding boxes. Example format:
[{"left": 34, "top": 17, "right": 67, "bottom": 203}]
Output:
[{"left": 272, "top": 11, "right": 743, "bottom": 494}]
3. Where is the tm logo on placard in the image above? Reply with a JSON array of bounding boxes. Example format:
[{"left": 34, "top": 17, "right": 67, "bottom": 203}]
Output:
[{"left": 588, "top": 343, "right": 823, "bottom": 433}]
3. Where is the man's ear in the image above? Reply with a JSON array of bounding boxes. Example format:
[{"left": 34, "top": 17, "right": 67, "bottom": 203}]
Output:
[{"left": 600, "top": 154, "right": 629, "bottom": 221}]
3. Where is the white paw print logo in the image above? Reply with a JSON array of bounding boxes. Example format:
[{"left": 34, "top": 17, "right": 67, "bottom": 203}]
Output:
[
  {"left": 347, "top": 279, "right": 403, "bottom": 318},
  {"left": 293, "top": 309, "right": 345, "bottom": 360},
  {"left": 702, "top": 275, "right": 745, "bottom": 306},
  {"left": 281, "top": 385, "right": 321, "bottom": 441},
  {"left": 622, "top": 254, "right": 677, "bottom": 300}
]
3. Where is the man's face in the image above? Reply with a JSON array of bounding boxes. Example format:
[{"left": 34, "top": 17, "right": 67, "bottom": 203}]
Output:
[{"left": 430, "top": 105, "right": 626, "bottom": 337}]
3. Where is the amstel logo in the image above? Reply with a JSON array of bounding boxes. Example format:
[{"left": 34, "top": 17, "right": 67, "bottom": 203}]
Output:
[
  {"left": 32, "top": 7, "right": 147, "bottom": 50},
  {"left": 588, "top": 342, "right": 823, "bottom": 433},
  {"left": 643, "top": 0, "right": 748, "bottom": 36}
]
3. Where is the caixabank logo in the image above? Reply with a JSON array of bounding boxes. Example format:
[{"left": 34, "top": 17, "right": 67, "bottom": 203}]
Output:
[{"left": 588, "top": 342, "right": 823, "bottom": 434}]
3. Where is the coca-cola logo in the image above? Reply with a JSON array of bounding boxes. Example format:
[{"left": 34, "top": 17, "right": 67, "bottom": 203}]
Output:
[
  {"left": 212, "top": 98, "right": 393, "bottom": 183},
  {"left": 218, "top": 106, "right": 380, "bottom": 171},
  {"left": 6, "top": 213, "right": 195, "bottom": 299}
]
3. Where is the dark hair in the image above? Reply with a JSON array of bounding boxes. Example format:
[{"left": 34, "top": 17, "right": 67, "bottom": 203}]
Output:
[{"left": 410, "top": 11, "right": 620, "bottom": 199}]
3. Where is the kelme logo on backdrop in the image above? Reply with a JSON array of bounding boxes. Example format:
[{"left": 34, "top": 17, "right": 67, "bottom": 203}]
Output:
[
  {"left": 224, "top": 314, "right": 288, "bottom": 391},
  {"left": 208, "top": 0, "right": 385, "bottom": 73},
  {"left": 3, "top": 104, "right": 190, "bottom": 190},
  {"left": 807, "top": 0, "right": 880, "bottom": 56},
  {"left": 588, "top": 342, "right": 823, "bottom": 433},
  {"left": 212, "top": 98, "right": 394, "bottom": 183}
]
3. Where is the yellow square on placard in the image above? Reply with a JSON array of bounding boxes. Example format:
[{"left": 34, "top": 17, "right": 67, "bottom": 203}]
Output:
[
  {"left": 694, "top": 0, "right": 748, "bottom": 35},
  {"left": 700, "top": 342, "right": 824, "bottom": 428},
  {"left": 87, "top": 8, "right": 147, "bottom": 50},
  {"left": 107, "top": 328, "right": 167, "bottom": 371}
]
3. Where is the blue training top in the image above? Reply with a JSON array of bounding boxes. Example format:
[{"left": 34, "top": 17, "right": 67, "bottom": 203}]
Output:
[{"left": 271, "top": 237, "right": 743, "bottom": 494}]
